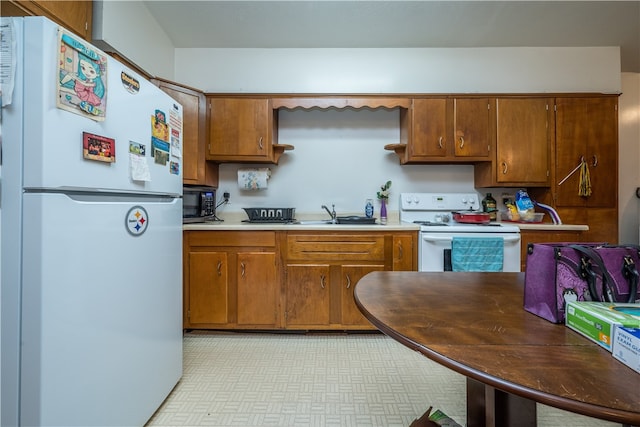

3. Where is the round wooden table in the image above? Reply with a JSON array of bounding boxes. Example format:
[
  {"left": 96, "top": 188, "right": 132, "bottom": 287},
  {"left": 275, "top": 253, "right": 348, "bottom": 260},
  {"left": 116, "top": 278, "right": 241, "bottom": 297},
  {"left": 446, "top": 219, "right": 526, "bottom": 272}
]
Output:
[{"left": 354, "top": 271, "right": 640, "bottom": 427}]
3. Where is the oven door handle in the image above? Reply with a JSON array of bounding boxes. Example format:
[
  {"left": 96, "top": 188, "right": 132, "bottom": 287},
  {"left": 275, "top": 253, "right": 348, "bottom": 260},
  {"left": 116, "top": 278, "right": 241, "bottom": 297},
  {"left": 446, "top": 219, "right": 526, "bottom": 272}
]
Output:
[{"left": 422, "top": 235, "right": 521, "bottom": 243}]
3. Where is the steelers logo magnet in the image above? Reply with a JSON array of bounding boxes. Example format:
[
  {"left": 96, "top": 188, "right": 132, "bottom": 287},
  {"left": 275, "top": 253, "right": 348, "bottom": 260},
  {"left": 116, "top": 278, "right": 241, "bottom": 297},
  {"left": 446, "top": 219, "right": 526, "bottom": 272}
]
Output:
[{"left": 125, "top": 206, "right": 149, "bottom": 236}]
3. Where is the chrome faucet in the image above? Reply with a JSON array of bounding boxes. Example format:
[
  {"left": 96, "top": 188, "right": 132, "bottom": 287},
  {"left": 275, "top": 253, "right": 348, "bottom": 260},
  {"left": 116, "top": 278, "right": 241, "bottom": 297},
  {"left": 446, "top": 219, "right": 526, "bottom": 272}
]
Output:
[{"left": 321, "top": 204, "right": 337, "bottom": 223}]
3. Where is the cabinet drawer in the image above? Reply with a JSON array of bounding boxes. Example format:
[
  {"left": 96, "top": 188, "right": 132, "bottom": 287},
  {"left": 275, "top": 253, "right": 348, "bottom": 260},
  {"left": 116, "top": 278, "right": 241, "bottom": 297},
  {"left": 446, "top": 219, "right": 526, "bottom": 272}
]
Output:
[
  {"left": 286, "top": 234, "right": 385, "bottom": 261},
  {"left": 188, "top": 231, "right": 276, "bottom": 247}
]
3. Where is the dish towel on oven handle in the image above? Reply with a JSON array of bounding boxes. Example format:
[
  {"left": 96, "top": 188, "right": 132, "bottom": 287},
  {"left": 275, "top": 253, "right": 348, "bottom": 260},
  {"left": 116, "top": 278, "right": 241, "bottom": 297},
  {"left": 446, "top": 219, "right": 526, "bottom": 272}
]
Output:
[{"left": 451, "top": 237, "right": 504, "bottom": 272}]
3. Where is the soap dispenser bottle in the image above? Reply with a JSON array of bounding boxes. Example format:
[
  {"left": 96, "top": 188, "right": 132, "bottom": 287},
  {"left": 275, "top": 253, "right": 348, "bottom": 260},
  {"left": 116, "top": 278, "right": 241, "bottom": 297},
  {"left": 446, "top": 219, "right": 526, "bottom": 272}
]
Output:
[{"left": 365, "top": 199, "right": 374, "bottom": 218}]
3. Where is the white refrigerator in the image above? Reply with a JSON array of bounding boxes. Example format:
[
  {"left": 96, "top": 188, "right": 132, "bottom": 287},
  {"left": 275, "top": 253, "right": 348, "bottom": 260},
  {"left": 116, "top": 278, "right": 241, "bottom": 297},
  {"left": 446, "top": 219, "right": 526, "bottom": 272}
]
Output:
[{"left": 1, "top": 17, "right": 183, "bottom": 426}]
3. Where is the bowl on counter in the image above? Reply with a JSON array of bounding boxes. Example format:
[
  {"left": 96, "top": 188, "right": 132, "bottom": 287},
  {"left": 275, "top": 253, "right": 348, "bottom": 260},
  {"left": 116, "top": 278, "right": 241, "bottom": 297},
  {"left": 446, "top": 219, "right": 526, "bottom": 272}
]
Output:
[{"left": 500, "top": 211, "right": 545, "bottom": 223}]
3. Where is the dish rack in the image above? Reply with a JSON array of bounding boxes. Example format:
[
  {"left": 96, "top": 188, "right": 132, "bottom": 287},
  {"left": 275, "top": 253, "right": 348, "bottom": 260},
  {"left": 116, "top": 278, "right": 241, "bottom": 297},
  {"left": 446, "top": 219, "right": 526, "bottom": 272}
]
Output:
[{"left": 243, "top": 207, "right": 296, "bottom": 222}]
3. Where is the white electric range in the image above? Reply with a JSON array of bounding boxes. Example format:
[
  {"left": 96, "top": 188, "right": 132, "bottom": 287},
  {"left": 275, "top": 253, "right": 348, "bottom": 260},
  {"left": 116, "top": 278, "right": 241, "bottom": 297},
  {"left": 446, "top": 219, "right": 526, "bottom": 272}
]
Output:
[{"left": 400, "top": 192, "right": 521, "bottom": 272}]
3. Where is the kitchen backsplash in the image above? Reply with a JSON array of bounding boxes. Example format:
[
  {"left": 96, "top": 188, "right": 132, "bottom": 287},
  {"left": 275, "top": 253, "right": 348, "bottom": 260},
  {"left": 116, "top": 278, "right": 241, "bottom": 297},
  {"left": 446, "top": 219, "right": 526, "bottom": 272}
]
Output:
[{"left": 215, "top": 108, "right": 514, "bottom": 217}]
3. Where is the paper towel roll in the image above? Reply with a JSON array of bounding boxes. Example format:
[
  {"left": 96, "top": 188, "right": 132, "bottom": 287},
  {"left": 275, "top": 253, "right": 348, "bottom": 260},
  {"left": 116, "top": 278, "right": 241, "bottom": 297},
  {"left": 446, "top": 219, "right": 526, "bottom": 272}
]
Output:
[{"left": 238, "top": 168, "right": 271, "bottom": 190}]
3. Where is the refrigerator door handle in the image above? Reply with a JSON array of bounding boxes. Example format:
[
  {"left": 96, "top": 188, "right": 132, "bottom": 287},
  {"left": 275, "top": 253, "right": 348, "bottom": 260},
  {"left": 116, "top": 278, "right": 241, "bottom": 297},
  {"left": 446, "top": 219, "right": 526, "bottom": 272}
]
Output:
[{"left": 25, "top": 187, "right": 180, "bottom": 202}]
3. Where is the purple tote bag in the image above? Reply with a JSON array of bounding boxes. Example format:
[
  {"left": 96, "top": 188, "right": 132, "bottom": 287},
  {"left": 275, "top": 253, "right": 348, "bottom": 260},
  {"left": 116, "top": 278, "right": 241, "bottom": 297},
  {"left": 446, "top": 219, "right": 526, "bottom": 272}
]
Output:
[
  {"left": 524, "top": 242, "right": 640, "bottom": 323},
  {"left": 523, "top": 242, "right": 603, "bottom": 323}
]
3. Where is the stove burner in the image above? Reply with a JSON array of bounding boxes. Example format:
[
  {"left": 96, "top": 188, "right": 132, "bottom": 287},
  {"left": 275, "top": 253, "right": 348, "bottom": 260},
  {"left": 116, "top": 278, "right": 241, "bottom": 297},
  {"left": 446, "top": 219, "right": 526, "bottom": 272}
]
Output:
[{"left": 413, "top": 221, "right": 448, "bottom": 226}]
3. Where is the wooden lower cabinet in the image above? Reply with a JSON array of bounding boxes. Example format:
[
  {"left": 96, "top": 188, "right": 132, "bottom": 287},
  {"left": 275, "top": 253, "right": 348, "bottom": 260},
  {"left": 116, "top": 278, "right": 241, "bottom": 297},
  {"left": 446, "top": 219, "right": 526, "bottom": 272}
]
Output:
[
  {"left": 283, "top": 233, "right": 387, "bottom": 330},
  {"left": 340, "top": 265, "right": 385, "bottom": 327},
  {"left": 188, "top": 251, "right": 228, "bottom": 324},
  {"left": 393, "top": 234, "right": 415, "bottom": 271},
  {"left": 184, "top": 230, "right": 417, "bottom": 331},
  {"left": 237, "top": 252, "right": 279, "bottom": 326},
  {"left": 284, "top": 264, "right": 331, "bottom": 327},
  {"left": 184, "top": 231, "right": 279, "bottom": 329},
  {"left": 519, "top": 229, "right": 584, "bottom": 272},
  {"left": 283, "top": 263, "right": 385, "bottom": 329}
]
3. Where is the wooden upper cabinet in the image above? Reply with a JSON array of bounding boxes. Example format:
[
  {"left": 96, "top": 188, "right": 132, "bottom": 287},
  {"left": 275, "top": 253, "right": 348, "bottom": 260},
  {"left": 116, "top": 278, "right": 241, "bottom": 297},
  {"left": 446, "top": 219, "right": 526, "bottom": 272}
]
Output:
[
  {"left": 453, "top": 98, "right": 493, "bottom": 158},
  {"left": 2, "top": 1, "right": 92, "bottom": 40},
  {"left": 409, "top": 98, "right": 448, "bottom": 158},
  {"left": 153, "top": 79, "right": 218, "bottom": 187},
  {"left": 475, "top": 97, "right": 552, "bottom": 187},
  {"left": 207, "top": 97, "right": 292, "bottom": 163},
  {"left": 555, "top": 97, "right": 618, "bottom": 208},
  {"left": 390, "top": 97, "right": 493, "bottom": 163}
]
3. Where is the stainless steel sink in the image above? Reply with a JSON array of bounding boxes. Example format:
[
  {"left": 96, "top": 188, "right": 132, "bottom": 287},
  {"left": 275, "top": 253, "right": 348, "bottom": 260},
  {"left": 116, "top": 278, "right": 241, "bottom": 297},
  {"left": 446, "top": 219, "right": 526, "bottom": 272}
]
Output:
[
  {"left": 335, "top": 216, "right": 377, "bottom": 225},
  {"left": 293, "top": 216, "right": 377, "bottom": 225},
  {"left": 294, "top": 220, "right": 333, "bottom": 225}
]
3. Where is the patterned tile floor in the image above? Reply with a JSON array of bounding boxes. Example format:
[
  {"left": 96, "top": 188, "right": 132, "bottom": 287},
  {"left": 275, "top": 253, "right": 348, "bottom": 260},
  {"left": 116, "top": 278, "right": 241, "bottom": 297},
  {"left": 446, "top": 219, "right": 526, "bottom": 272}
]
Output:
[{"left": 146, "top": 332, "right": 618, "bottom": 427}]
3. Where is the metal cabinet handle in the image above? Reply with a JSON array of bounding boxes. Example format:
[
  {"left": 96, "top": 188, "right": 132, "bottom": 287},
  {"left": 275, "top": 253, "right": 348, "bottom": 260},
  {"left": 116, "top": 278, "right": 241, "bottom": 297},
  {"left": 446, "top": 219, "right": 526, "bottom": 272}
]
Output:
[
  {"left": 592, "top": 155, "right": 598, "bottom": 167},
  {"left": 438, "top": 136, "right": 443, "bottom": 149},
  {"left": 502, "top": 161, "right": 508, "bottom": 175},
  {"left": 216, "top": 261, "right": 222, "bottom": 276},
  {"left": 240, "top": 262, "right": 245, "bottom": 278},
  {"left": 346, "top": 274, "right": 352, "bottom": 289},
  {"left": 320, "top": 274, "right": 326, "bottom": 289},
  {"left": 398, "top": 242, "right": 404, "bottom": 259},
  {"left": 458, "top": 136, "right": 465, "bottom": 148},
  {"left": 258, "top": 136, "right": 264, "bottom": 149}
]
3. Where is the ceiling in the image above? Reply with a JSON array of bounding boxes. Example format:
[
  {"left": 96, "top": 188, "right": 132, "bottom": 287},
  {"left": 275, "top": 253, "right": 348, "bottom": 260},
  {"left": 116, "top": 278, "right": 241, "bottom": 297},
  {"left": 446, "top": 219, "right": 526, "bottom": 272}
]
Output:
[{"left": 143, "top": 1, "right": 640, "bottom": 72}]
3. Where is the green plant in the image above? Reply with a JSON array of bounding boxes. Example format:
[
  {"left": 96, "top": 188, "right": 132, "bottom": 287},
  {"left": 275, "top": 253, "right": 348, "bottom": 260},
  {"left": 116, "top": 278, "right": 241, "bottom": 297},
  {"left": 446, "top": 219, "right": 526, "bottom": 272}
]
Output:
[{"left": 377, "top": 180, "right": 392, "bottom": 200}]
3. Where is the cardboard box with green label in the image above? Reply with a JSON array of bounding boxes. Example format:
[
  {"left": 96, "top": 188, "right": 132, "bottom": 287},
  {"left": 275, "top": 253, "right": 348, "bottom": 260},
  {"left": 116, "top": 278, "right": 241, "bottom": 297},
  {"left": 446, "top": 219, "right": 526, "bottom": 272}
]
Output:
[{"left": 565, "top": 301, "right": 640, "bottom": 351}]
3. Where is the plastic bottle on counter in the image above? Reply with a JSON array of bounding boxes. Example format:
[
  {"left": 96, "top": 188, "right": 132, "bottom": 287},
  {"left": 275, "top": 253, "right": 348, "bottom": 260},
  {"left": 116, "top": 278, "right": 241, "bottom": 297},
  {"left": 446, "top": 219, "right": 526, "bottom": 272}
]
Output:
[
  {"left": 482, "top": 193, "right": 497, "bottom": 221},
  {"left": 515, "top": 189, "right": 535, "bottom": 221},
  {"left": 365, "top": 199, "right": 374, "bottom": 218}
]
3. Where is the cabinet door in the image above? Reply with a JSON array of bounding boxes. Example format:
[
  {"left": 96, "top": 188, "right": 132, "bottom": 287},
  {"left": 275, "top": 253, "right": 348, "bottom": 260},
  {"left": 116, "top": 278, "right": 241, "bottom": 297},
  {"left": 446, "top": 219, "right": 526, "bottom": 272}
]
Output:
[
  {"left": 285, "top": 264, "right": 331, "bottom": 327},
  {"left": 555, "top": 97, "right": 618, "bottom": 208},
  {"left": 410, "top": 98, "right": 448, "bottom": 159},
  {"left": 156, "top": 80, "right": 218, "bottom": 186},
  {"left": 584, "top": 97, "right": 618, "bottom": 208},
  {"left": 340, "top": 265, "right": 384, "bottom": 327},
  {"left": 392, "top": 234, "right": 415, "bottom": 271},
  {"left": 495, "top": 98, "right": 551, "bottom": 185},
  {"left": 208, "top": 98, "right": 271, "bottom": 159},
  {"left": 519, "top": 230, "right": 582, "bottom": 272},
  {"left": 556, "top": 207, "right": 618, "bottom": 245},
  {"left": 5, "top": 1, "right": 92, "bottom": 40},
  {"left": 188, "top": 251, "right": 228, "bottom": 324},
  {"left": 453, "top": 98, "right": 492, "bottom": 158},
  {"left": 237, "top": 252, "right": 279, "bottom": 327}
]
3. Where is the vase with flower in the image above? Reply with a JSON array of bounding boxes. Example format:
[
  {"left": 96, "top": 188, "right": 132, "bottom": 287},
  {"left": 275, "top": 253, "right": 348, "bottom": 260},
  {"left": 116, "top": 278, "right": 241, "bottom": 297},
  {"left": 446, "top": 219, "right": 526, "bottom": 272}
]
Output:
[{"left": 376, "top": 180, "right": 392, "bottom": 225}]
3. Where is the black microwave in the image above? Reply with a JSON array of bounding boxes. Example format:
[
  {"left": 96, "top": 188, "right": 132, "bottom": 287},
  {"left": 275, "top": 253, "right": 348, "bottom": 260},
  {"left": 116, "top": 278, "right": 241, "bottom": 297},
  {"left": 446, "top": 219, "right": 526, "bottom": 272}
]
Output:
[{"left": 183, "top": 185, "right": 216, "bottom": 222}]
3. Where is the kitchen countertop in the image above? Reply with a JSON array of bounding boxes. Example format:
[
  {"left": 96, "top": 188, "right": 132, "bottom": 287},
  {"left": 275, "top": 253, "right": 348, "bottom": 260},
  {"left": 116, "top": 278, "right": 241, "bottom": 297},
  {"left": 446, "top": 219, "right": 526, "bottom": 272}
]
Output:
[
  {"left": 510, "top": 222, "right": 589, "bottom": 231},
  {"left": 183, "top": 212, "right": 588, "bottom": 232},
  {"left": 183, "top": 212, "right": 417, "bottom": 231}
]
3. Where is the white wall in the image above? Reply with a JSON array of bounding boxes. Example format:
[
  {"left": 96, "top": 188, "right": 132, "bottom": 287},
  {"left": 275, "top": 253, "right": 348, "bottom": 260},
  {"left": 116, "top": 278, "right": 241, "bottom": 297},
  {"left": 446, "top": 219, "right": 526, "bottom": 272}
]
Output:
[
  {"left": 92, "top": 0, "right": 175, "bottom": 79},
  {"left": 619, "top": 73, "right": 640, "bottom": 244},
  {"left": 175, "top": 47, "right": 621, "bottom": 94}
]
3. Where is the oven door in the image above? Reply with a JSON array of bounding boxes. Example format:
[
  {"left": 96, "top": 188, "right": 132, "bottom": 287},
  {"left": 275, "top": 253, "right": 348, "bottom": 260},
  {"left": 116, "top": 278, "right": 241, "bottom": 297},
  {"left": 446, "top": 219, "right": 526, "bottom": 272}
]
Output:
[{"left": 419, "top": 232, "right": 521, "bottom": 272}]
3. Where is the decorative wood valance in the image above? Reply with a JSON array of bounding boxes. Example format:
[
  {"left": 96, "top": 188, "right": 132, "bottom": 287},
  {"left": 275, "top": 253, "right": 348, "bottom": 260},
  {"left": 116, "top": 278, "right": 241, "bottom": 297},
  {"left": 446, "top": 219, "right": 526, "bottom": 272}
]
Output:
[{"left": 271, "top": 97, "right": 410, "bottom": 110}]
